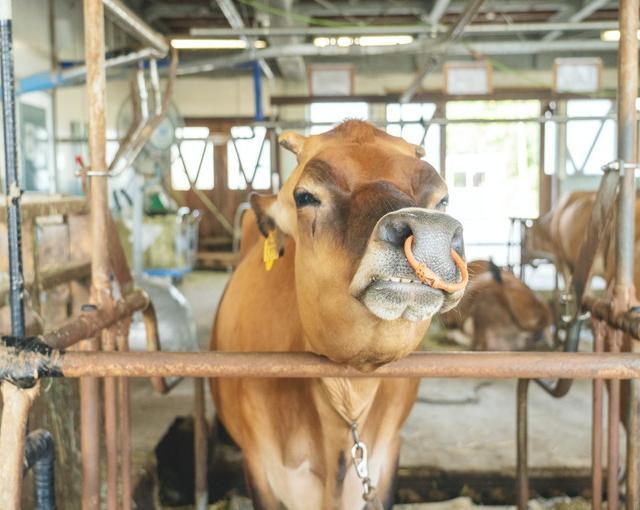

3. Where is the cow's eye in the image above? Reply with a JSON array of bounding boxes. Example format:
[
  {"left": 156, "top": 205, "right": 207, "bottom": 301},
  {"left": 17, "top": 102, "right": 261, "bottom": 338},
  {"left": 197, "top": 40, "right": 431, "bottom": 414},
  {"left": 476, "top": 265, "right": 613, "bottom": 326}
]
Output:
[
  {"left": 436, "top": 195, "right": 449, "bottom": 210},
  {"left": 294, "top": 189, "right": 321, "bottom": 208}
]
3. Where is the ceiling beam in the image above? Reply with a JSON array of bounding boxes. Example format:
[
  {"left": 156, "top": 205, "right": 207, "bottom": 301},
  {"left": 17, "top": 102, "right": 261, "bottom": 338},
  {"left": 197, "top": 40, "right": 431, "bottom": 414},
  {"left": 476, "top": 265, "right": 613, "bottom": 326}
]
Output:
[
  {"left": 176, "top": 38, "right": 616, "bottom": 77},
  {"left": 144, "top": 1, "right": 579, "bottom": 23},
  {"left": 543, "top": 0, "right": 611, "bottom": 41},
  {"left": 215, "top": 0, "right": 274, "bottom": 79},
  {"left": 191, "top": 20, "right": 617, "bottom": 37},
  {"left": 400, "top": 0, "right": 485, "bottom": 103},
  {"left": 265, "top": 0, "right": 307, "bottom": 82},
  {"left": 429, "top": 0, "right": 452, "bottom": 25}
]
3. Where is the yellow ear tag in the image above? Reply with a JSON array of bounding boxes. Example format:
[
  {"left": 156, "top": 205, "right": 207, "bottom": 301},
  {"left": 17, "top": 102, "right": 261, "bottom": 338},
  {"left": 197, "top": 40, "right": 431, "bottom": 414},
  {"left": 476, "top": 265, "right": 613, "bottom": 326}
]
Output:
[{"left": 263, "top": 231, "right": 279, "bottom": 271}]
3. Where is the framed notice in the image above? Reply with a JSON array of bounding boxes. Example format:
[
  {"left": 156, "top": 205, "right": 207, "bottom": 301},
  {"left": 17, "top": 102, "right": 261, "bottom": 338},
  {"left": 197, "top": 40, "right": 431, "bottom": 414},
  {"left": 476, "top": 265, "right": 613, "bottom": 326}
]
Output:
[
  {"left": 308, "top": 64, "right": 354, "bottom": 96},
  {"left": 553, "top": 58, "right": 602, "bottom": 93},
  {"left": 443, "top": 61, "right": 493, "bottom": 95}
]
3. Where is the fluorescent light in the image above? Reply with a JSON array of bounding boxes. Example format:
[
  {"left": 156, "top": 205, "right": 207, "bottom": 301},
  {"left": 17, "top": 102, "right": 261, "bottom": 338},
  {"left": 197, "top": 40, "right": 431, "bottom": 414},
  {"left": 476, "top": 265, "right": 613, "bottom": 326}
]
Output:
[
  {"left": 314, "top": 37, "right": 332, "bottom": 48},
  {"left": 358, "top": 35, "right": 414, "bottom": 47},
  {"left": 600, "top": 29, "right": 640, "bottom": 42},
  {"left": 336, "top": 36, "right": 354, "bottom": 47},
  {"left": 313, "top": 35, "right": 414, "bottom": 48},
  {"left": 170, "top": 39, "right": 267, "bottom": 50}
]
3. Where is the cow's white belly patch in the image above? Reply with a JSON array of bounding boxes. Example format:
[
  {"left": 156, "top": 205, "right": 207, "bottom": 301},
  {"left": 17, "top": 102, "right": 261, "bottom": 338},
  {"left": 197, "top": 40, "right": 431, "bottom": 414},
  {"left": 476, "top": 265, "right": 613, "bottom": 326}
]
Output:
[
  {"left": 263, "top": 444, "right": 390, "bottom": 510},
  {"left": 266, "top": 458, "right": 323, "bottom": 510}
]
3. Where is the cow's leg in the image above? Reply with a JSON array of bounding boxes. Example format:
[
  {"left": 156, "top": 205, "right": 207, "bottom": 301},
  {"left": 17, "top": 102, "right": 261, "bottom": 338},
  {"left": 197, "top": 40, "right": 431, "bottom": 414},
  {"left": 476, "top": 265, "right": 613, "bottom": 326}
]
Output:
[
  {"left": 376, "top": 449, "right": 400, "bottom": 510},
  {"left": 243, "top": 455, "right": 283, "bottom": 510}
]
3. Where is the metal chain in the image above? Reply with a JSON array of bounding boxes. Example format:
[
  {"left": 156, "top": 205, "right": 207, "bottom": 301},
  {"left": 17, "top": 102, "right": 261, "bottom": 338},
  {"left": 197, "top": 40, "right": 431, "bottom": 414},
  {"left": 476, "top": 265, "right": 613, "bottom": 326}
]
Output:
[{"left": 350, "top": 423, "right": 384, "bottom": 510}]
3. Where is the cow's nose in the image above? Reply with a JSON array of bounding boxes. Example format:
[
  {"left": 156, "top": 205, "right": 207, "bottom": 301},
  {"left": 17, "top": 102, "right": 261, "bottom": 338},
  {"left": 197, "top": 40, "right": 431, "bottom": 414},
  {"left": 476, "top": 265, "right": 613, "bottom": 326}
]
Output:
[{"left": 376, "top": 207, "right": 465, "bottom": 283}]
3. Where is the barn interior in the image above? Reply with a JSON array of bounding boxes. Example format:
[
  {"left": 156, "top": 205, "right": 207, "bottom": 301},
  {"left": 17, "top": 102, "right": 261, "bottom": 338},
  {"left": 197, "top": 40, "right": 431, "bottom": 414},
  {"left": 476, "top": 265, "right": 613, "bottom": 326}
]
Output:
[{"left": 0, "top": 0, "right": 638, "bottom": 509}]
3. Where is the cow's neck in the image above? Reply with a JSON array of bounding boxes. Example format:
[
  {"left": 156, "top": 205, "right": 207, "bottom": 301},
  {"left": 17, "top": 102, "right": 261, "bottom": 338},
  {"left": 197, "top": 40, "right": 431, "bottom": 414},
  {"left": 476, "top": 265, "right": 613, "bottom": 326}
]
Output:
[{"left": 317, "top": 377, "right": 380, "bottom": 426}]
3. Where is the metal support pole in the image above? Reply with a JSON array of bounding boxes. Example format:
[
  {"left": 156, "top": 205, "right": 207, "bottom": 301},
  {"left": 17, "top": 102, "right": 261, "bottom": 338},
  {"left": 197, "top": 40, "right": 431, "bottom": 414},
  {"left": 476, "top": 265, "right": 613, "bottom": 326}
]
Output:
[
  {"left": 103, "top": 330, "right": 119, "bottom": 510},
  {"left": 83, "top": 0, "right": 111, "bottom": 507},
  {"left": 0, "top": 0, "right": 25, "bottom": 336},
  {"left": 253, "top": 61, "right": 264, "bottom": 122},
  {"left": 592, "top": 320, "right": 605, "bottom": 510},
  {"left": 516, "top": 379, "right": 529, "bottom": 510},
  {"left": 194, "top": 378, "right": 208, "bottom": 510},
  {"left": 616, "top": 2, "right": 639, "bottom": 508},
  {"left": 117, "top": 325, "right": 132, "bottom": 510},
  {"left": 608, "top": 331, "right": 622, "bottom": 510}
]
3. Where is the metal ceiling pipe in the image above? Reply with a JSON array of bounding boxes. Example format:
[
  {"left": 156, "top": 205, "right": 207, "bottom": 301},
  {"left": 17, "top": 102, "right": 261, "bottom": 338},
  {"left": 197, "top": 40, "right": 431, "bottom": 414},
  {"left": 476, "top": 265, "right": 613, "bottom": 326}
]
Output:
[
  {"left": 19, "top": 47, "right": 156, "bottom": 94},
  {"left": 400, "top": 0, "right": 485, "bottom": 103},
  {"left": 215, "top": 0, "right": 274, "bottom": 79},
  {"left": 190, "top": 20, "right": 618, "bottom": 37},
  {"left": 176, "top": 39, "right": 617, "bottom": 77},
  {"left": 102, "top": 0, "right": 168, "bottom": 57}
]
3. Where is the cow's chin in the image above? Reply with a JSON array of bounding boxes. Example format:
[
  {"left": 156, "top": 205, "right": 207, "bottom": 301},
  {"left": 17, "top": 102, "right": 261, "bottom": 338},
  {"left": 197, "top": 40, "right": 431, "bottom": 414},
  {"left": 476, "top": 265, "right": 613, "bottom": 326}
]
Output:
[{"left": 357, "top": 279, "right": 453, "bottom": 322}]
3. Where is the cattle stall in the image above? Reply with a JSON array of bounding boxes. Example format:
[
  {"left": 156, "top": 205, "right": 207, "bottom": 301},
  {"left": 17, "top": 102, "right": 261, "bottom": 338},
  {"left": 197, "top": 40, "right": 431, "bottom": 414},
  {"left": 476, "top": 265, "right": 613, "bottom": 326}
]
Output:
[{"left": 0, "top": 1, "right": 639, "bottom": 509}]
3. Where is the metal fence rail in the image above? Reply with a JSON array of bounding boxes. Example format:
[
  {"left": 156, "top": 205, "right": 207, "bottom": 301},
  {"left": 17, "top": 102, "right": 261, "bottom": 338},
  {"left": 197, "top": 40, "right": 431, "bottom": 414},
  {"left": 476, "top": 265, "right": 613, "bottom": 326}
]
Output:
[{"left": 0, "top": 0, "right": 638, "bottom": 509}]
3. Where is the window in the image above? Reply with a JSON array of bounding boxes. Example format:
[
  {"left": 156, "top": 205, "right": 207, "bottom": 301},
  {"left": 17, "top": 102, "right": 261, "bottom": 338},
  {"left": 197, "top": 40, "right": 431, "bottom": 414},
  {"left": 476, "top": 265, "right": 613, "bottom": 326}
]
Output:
[
  {"left": 308, "top": 102, "right": 369, "bottom": 134},
  {"left": 385, "top": 103, "right": 441, "bottom": 169},
  {"left": 171, "top": 127, "right": 214, "bottom": 191},
  {"left": 227, "top": 126, "right": 271, "bottom": 190},
  {"left": 565, "top": 99, "right": 615, "bottom": 175}
]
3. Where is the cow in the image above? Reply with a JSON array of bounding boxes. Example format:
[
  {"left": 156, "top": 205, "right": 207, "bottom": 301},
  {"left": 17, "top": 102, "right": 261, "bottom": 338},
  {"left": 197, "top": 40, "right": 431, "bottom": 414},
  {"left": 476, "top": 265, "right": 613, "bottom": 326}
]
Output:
[
  {"left": 440, "top": 260, "right": 552, "bottom": 351},
  {"left": 524, "top": 191, "right": 597, "bottom": 288},
  {"left": 525, "top": 190, "right": 640, "bottom": 292},
  {"left": 209, "top": 120, "right": 467, "bottom": 510}
]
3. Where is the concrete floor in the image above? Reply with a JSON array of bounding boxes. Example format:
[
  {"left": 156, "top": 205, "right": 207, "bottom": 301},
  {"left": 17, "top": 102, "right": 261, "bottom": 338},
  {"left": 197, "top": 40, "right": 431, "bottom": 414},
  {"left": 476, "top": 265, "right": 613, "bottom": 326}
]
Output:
[{"left": 129, "top": 270, "right": 605, "bottom": 508}]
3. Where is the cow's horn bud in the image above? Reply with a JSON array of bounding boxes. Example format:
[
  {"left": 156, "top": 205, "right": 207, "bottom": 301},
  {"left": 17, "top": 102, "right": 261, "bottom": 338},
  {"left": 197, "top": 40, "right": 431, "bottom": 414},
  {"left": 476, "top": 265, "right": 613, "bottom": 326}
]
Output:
[
  {"left": 279, "top": 132, "right": 307, "bottom": 156},
  {"left": 414, "top": 145, "right": 425, "bottom": 158}
]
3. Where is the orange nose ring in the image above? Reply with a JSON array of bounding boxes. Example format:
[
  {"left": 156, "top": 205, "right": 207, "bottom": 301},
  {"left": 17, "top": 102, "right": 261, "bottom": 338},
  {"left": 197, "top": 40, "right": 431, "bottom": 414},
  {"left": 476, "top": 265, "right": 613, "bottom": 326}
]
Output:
[{"left": 403, "top": 235, "right": 468, "bottom": 293}]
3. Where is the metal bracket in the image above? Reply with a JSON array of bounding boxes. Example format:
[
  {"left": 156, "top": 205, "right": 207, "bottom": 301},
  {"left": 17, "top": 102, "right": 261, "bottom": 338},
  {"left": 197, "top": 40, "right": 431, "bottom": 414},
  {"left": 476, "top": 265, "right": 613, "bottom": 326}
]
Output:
[
  {"left": 0, "top": 336, "right": 63, "bottom": 389},
  {"left": 601, "top": 160, "right": 640, "bottom": 172}
]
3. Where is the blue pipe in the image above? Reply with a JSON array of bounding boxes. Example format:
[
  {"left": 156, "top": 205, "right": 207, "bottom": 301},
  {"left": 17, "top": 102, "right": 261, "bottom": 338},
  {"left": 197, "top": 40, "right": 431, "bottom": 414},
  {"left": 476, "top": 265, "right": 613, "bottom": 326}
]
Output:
[
  {"left": 252, "top": 61, "right": 263, "bottom": 121},
  {"left": 18, "top": 71, "right": 65, "bottom": 94}
]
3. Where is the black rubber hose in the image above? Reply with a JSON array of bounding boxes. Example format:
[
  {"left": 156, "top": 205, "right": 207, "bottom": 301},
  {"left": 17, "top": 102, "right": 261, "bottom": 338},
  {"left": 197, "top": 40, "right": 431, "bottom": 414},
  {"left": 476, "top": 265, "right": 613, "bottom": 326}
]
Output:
[{"left": 23, "top": 429, "right": 56, "bottom": 510}]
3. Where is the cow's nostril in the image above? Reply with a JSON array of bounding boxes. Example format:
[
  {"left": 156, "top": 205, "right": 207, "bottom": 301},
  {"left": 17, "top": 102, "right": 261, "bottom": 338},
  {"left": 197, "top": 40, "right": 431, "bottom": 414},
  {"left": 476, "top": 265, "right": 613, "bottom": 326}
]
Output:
[
  {"left": 451, "top": 226, "right": 465, "bottom": 259},
  {"left": 378, "top": 220, "right": 413, "bottom": 248}
]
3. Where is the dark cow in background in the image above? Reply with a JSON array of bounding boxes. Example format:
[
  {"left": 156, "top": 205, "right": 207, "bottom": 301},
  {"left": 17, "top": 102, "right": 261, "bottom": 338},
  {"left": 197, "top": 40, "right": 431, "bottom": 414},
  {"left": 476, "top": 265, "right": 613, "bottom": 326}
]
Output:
[
  {"left": 210, "top": 120, "right": 467, "bottom": 510},
  {"left": 440, "top": 260, "right": 552, "bottom": 351}
]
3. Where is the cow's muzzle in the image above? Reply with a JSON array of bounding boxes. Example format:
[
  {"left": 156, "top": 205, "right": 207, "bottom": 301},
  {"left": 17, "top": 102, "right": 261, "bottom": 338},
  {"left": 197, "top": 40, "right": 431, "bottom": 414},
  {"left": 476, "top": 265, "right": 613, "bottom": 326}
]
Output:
[
  {"left": 376, "top": 208, "right": 465, "bottom": 288},
  {"left": 350, "top": 207, "right": 467, "bottom": 322}
]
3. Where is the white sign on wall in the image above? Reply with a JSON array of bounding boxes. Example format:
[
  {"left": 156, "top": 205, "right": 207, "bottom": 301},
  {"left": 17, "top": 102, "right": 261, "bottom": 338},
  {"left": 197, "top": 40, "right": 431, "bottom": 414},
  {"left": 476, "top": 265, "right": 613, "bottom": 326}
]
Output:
[
  {"left": 308, "top": 64, "right": 354, "bottom": 96},
  {"left": 444, "top": 61, "right": 492, "bottom": 95},
  {"left": 553, "top": 58, "right": 602, "bottom": 93}
]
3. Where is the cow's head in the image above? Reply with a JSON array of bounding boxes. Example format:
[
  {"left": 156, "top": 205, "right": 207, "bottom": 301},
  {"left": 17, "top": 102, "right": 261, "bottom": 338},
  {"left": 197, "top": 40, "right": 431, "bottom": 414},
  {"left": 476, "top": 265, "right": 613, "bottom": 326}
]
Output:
[{"left": 251, "top": 120, "right": 466, "bottom": 368}]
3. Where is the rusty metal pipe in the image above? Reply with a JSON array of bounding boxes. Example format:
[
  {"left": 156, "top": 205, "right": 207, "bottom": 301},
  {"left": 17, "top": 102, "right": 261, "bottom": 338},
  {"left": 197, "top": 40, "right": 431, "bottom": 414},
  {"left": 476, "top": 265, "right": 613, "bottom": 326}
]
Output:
[
  {"left": 608, "top": 330, "right": 623, "bottom": 510},
  {"left": 194, "top": 378, "right": 208, "bottom": 510},
  {"left": 615, "top": 1, "right": 639, "bottom": 507},
  {"left": 0, "top": 382, "right": 40, "bottom": 509},
  {"left": 83, "top": 0, "right": 110, "bottom": 507},
  {"left": 42, "top": 289, "right": 148, "bottom": 349},
  {"left": 79, "top": 339, "right": 101, "bottom": 509},
  {"left": 117, "top": 324, "right": 132, "bottom": 510},
  {"left": 592, "top": 320, "right": 605, "bottom": 510},
  {"left": 141, "top": 302, "right": 170, "bottom": 394},
  {"left": 516, "top": 379, "right": 529, "bottom": 510},
  {"left": 36, "top": 351, "right": 640, "bottom": 379},
  {"left": 103, "top": 330, "right": 119, "bottom": 510}
]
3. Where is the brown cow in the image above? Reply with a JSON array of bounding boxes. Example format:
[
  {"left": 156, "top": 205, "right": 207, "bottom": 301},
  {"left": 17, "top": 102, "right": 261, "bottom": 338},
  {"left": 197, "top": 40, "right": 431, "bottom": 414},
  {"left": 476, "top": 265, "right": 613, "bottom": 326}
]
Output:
[
  {"left": 440, "top": 260, "right": 552, "bottom": 351},
  {"left": 526, "top": 190, "right": 640, "bottom": 291},
  {"left": 525, "top": 191, "right": 597, "bottom": 287},
  {"left": 210, "top": 120, "right": 466, "bottom": 510}
]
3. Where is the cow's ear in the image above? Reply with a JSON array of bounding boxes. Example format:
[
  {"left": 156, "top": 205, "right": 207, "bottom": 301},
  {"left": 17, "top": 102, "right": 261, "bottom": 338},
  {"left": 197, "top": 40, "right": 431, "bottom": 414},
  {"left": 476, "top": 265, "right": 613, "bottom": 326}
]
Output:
[{"left": 279, "top": 132, "right": 307, "bottom": 158}]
